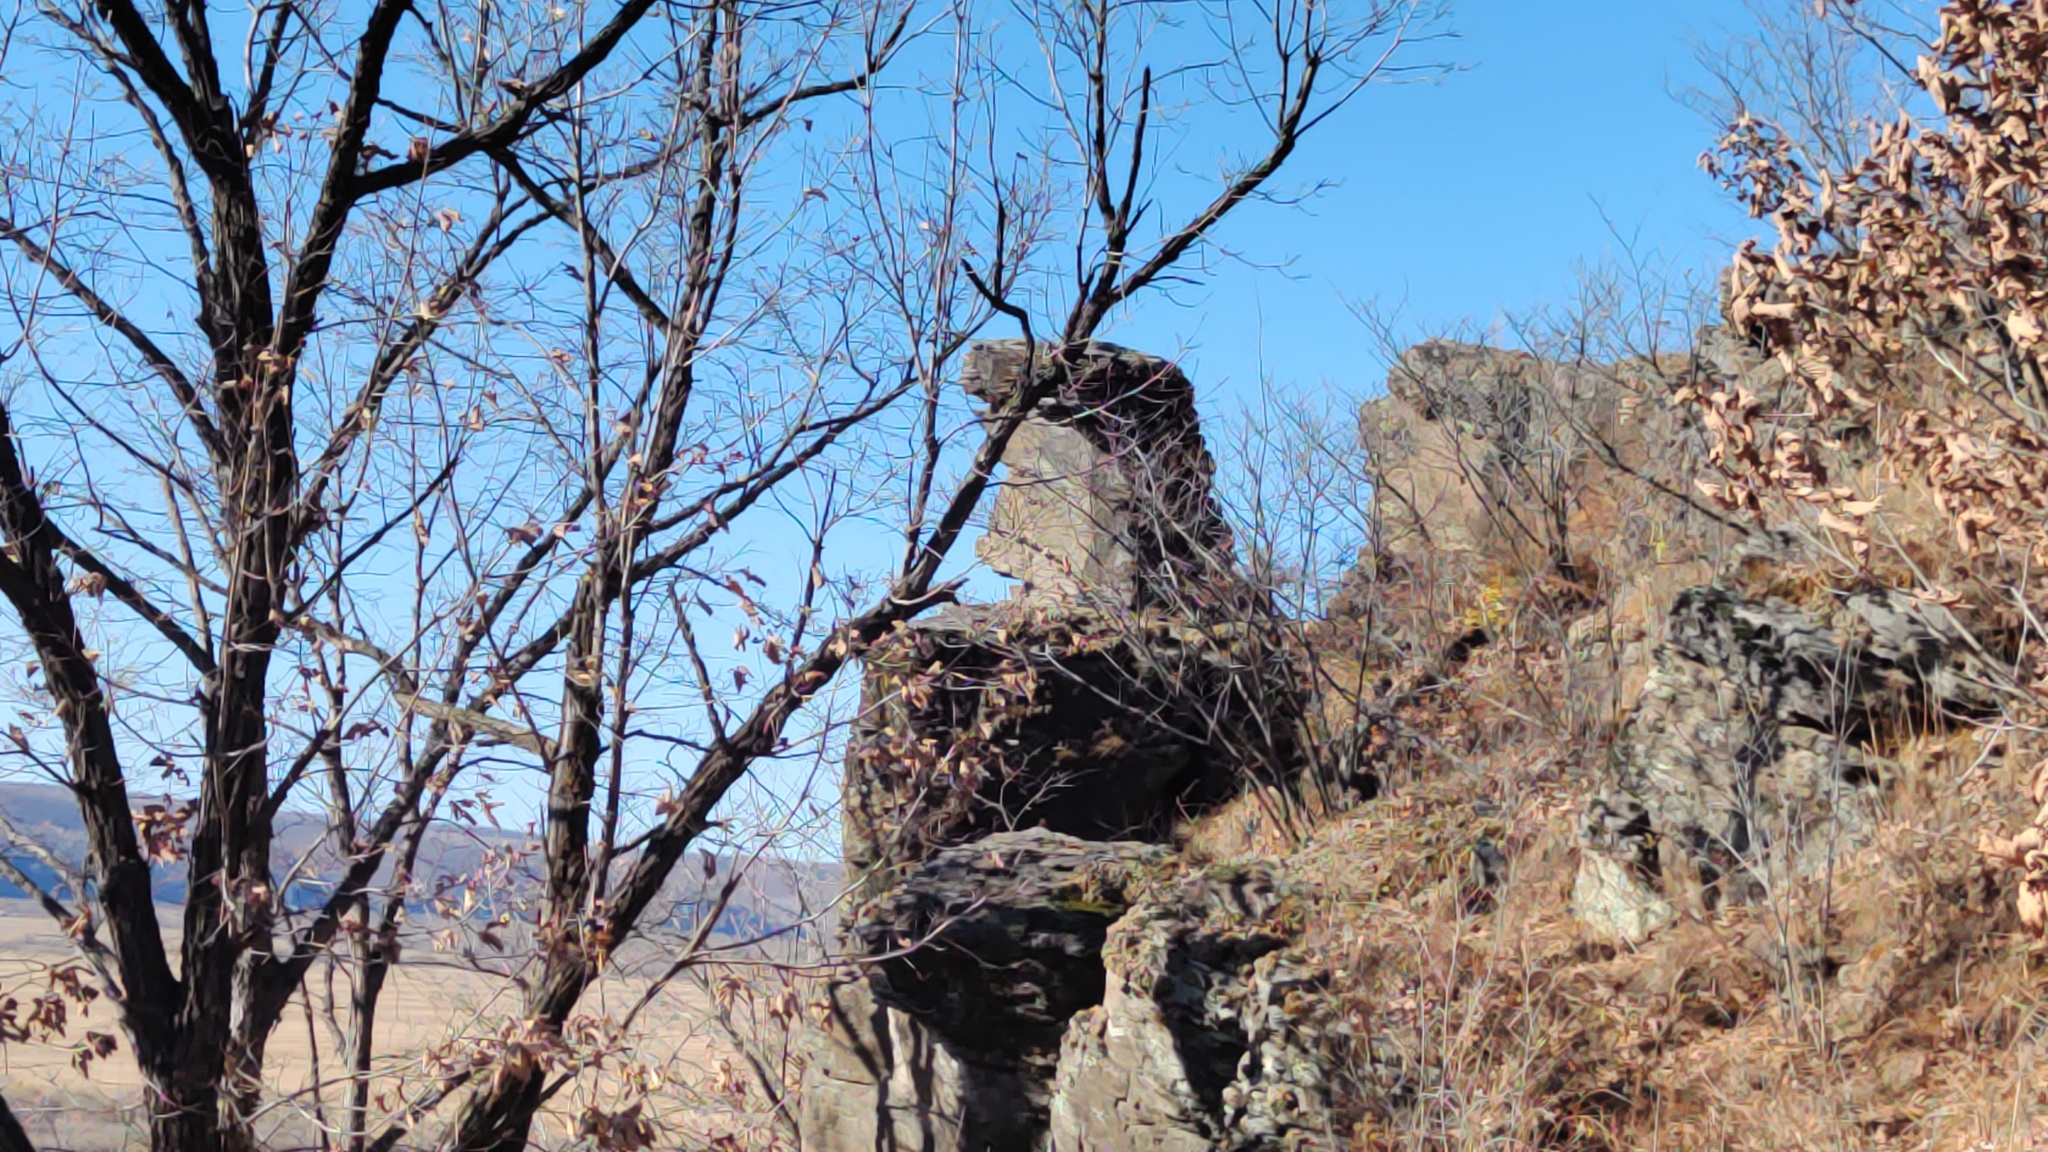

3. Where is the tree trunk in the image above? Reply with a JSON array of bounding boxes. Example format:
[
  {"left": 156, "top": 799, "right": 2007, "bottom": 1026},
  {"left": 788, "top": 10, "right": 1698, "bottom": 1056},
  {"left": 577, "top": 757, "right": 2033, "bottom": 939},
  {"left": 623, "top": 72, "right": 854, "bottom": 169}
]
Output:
[
  {"left": 442, "top": 951, "right": 594, "bottom": 1152},
  {"left": 0, "top": 1092, "right": 37, "bottom": 1152},
  {"left": 146, "top": 1085, "right": 227, "bottom": 1152}
]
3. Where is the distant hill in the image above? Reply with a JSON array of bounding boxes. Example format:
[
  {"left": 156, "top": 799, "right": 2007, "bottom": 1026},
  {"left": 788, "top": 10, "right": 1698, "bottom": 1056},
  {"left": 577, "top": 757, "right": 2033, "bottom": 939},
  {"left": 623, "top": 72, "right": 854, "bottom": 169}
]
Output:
[{"left": 0, "top": 780, "right": 841, "bottom": 950}]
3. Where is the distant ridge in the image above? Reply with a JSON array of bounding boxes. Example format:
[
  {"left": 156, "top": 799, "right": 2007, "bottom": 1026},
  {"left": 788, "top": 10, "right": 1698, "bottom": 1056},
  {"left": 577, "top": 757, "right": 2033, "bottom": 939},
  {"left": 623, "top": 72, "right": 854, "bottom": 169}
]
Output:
[{"left": 0, "top": 780, "right": 840, "bottom": 946}]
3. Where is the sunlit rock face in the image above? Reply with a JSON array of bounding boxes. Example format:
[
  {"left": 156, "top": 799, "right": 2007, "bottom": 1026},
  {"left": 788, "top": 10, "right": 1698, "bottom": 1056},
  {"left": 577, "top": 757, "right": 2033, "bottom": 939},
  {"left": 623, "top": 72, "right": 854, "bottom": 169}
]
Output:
[
  {"left": 962, "top": 339, "right": 1232, "bottom": 611},
  {"left": 1576, "top": 532, "right": 2004, "bottom": 940},
  {"left": 800, "top": 342, "right": 1314, "bottom": 1152},
  {"left": 837, "top": 340, "right": 1291, "bottom": 899}
]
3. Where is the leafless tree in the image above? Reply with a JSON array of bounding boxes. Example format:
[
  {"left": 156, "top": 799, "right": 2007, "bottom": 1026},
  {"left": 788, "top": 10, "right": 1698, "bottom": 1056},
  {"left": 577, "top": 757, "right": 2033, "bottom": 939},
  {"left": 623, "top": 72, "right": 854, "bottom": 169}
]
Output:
[
  {"left": 0, "top": 0, "right": 1437, "bottom": 1147},
  {"left": 1688, "top": 0, "right": 1932, "bottom": 175}
]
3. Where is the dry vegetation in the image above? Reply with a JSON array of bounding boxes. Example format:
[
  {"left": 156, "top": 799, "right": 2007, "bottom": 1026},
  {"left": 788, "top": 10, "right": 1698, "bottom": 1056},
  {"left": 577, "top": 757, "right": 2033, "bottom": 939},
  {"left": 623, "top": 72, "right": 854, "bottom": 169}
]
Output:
[
  {"left": 1160, "top": 6, "right": 2048, "bottom": 1146},
  {"left": 1258, "top": 636, "right": 2048, "bottom": 1150},
  {"left": 1179, "top": 370, "right": 2048, "bottom": 1149},
  {"left": 20, "top": 0, "right": 2048, "bottom": 1146},
  {"left": 0, "top": 903, "right": 830, "bottom": 1152}
]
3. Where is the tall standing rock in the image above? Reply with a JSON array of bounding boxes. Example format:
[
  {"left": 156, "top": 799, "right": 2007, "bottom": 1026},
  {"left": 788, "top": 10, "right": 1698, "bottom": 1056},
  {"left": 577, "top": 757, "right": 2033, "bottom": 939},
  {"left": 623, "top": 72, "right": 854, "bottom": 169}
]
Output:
[
  {"left": 962, "top": 339, "right": 1233, "bottom": 610},
  {"left": 802, "top": 342, "right": 1303, "bottom": 1152},
  {"left": 839, "top": 342, "right": 1292, "bottom": 894}
]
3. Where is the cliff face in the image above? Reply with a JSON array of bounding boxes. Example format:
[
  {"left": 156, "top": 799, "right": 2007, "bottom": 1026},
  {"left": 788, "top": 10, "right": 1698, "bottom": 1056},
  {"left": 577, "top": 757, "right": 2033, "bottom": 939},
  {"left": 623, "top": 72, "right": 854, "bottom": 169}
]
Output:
[
  {"left": 1361, "top": 339, "right": 1710, "bottom": 575},
  {"left": 800, "top": 334, "right": 2047, "bottom": 1152}
]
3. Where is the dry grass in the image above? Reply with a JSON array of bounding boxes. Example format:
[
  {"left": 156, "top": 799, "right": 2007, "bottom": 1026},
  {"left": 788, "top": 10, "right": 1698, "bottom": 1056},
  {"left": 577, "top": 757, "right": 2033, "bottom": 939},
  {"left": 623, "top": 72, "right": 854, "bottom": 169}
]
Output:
[
  {"left": 1247, "top": 558, "right": 2048, "bottom": 1152},
  {"left": 1257, "top": 328, "right": 2048, "bottom": 1147},
  {"left": 0, "top": 906, "right": 766, "bottom": 1152}
]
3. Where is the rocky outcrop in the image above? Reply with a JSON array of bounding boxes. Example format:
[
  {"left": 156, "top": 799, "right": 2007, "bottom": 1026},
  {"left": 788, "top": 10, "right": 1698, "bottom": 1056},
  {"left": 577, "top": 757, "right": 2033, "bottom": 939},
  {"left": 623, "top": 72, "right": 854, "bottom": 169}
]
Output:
[
  {"left": 839, "top": 604, "right": 1278, "bottom": 897},
  {"left": 800, "top": 831, "right": 1165, "bottom": 1152},
  {"left": 797, "top": 978, "right": 1001, "bottom": 1152},
  {"left": 803, "top": 342, "right": 1311, "bottom": 1152},
  {"left": 1361, "top": 339, "right": 1710, "bottom": 573},
  {"left": 1576, "top": 533, "right": 2007, "bottom": 939},
  {"left": 860, "top": 830, "right": 1171, "bottom": 1079},
  {"left": 840, "top": 343, "right": 1292, "bottom": 897},
  {"left": 962, "top": 340, "right": 1232, "bottom": 608},
  {"left": 803, "top": 836, "right": 1341, "bottom": 1152},
  {"left": 1047, "top": 863, "right": 1338, "bottom": 1152}
]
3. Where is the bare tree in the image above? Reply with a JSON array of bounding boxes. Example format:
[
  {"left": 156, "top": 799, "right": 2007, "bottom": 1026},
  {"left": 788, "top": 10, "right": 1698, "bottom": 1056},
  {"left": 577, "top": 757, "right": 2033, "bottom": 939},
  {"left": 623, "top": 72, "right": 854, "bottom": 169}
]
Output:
[
  {"left": 0, "top": 0, "right": 1437, "bottom": 1147},
  {"left": 1689, "top": 0, "right": 1933, "bottom": 174}
]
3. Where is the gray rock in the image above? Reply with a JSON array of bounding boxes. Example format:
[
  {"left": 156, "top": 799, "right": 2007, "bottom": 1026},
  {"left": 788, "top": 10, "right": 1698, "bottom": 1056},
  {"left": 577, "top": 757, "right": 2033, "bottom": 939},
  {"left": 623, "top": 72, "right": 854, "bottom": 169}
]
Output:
[
  {"left": 797, "top": 978, "right": 1039, "bottom": 1152},
  {"left": 1360, "top": 339, "right": 1724, "bottom": 571},
  {"left": 861, "top": 830, "right": 1172, "bottom": 1079},
  {"left": 800, "top": 341, "right": 1305, "bottom": 1152},
  {"left": 1047, "top": 864, "right": 1337, "bottom": 1152},
  {"left": 1572, "top": 846, "right": 1675, "bottom": 945},
  {"left": 963, "top": 340, "right": 1231, "bottom": 610},
  {"left": 839, "top": 342, "right": 1296, "bottom": 895},
  {"left": 839, "top": 602, "right": 1279, "bottom": 895},
  {"left": 800, "top": 831, "right": 1170, "bottom": 1152},
  {"left": 1581, "top": 552, "right": 2005, "bottom": 920}
]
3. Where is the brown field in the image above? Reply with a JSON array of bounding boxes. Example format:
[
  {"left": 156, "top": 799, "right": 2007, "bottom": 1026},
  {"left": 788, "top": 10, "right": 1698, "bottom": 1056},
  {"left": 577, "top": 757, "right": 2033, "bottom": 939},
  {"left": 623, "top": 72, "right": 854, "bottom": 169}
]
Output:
[{"left": 0, "top": 904, "right": 749, "bottom": 1152}]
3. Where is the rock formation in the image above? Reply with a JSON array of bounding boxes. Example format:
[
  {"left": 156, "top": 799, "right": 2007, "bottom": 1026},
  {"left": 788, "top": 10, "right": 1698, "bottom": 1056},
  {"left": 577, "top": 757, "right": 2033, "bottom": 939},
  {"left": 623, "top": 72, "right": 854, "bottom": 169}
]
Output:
[
  {"left": 1361, "top": 339, "right": 1707, "bottom": 574},
  {"left": 1575, "top": 531, "right": 2007, "bottom": 941},
  {"left": 1355, "top": 339, "right": 2015, "bottom": 959},
  {"left": 1047, "top": 862, "right": 1338, "bottom": 1152},
  {"left": 837, "top": 606, "right": 1256, "bottom": 897},
  {"left": 860, "top": 831, "right": 1171, "bottom": 1087},
  {"left": 800, "top": 342, "right": 1316, "bottom": 1152},
  {"left": 800, "top": 831, "right": 1167, "bottom": 1151},
  {"left": 961, "top": 339, "right": 1232, "bottom": 608},
  {"left": 839, "top": 342, "right": 1294, "bottom": 896}
]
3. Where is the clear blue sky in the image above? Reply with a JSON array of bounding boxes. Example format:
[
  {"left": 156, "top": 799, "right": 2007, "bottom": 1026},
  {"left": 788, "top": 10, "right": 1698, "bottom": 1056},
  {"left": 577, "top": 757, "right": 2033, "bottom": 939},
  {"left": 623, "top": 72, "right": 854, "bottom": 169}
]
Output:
[{"left": 1111, "top": 0, "right": 1765, "bottom": 404}]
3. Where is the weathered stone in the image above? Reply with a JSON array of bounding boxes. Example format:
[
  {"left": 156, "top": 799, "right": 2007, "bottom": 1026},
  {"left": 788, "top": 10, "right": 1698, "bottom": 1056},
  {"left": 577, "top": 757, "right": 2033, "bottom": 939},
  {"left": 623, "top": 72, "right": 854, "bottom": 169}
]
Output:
[
  {"left": 1580, "top": 534, "right": 2005, "bottom": 920},
  {"left": 1571, "top": 846, "right": 1675, "bottom": 945},
  {"left": 965, "top": 340, "right": 1231, "bottom": 609},
  {"left": 861, "top": 829, "right": 1172, "bottom": 1079},
  {"left": 1046, "top": 863, "right": 1337, "bottom": 1152},
  {"left": 802, "top": 342, "right": 1297, "bottom": 1152},
  {"left": 796, "top": 978, "right": 1039, "bottom": 1152},
  {"left": 840, "top": 603, "right": 1268, "bottom": 893},
  {"left": 1361, "top": 339, "right": 1713, "bottom": 573},
  {"left": 838, "top": 342, "right": 1296, "bottom": 893},
  {"left": 809, "top": 843, "right": 1339, "bottom": 1152}
]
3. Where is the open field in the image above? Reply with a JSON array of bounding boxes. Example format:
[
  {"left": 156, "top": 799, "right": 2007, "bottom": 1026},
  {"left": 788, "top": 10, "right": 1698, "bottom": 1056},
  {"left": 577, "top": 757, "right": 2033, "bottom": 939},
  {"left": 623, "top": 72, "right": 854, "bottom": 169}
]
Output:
[{"left": 0, "top": 903, "right": 753, "bottom": 1152}]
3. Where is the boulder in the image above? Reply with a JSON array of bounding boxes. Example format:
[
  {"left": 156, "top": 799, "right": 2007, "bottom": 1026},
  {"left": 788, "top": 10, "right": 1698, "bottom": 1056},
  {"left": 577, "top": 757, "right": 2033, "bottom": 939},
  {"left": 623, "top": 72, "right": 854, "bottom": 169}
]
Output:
[
  {"left": 796, "top": 978, "right": 1035, "bottom": 1152},
  {"left": 860, "top": 829, "right": 1172, "bottom": 1078},
  {"left": 840, "top": 603, "right": 1275, "bottom": 894},
  {"left": 1578, "top": 534, "right": 2006, "bottom": 925},
  {"left": 1571, "top": 811, "right": 1674, "bottom": 946},
  {"left": 1047, "top": 863, "right": 1339, "bottom": 1152},
  {"left": 963, "top": 340, "right": 1231, "bottom": 609}
]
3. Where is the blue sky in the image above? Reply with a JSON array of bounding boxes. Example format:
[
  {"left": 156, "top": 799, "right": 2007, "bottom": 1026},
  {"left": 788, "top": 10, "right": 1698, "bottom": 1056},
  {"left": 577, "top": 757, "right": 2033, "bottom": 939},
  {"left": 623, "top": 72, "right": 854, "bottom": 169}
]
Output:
[
  {"left": 1109, "top": 0, "right": 1766, "bottom": 404},
  {"left": 0, "top": 0, "right": 1797, "bottom": 846}
]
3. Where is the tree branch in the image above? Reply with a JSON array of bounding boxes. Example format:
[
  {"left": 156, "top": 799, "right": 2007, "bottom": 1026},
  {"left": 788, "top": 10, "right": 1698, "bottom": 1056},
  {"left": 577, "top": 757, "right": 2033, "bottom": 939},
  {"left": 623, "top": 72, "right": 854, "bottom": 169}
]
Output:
[
  {"left": 0, "top": 400, "right": 177, "bottom": 1025},
  {"left": 46, "top": 530, "right": 215, "bottom": 675},
  {"left": 0, "top": 217, "right": 222, "bottom": 461},
  {"left": 350, "top": 0, "right": 663, "bottom": 197}
]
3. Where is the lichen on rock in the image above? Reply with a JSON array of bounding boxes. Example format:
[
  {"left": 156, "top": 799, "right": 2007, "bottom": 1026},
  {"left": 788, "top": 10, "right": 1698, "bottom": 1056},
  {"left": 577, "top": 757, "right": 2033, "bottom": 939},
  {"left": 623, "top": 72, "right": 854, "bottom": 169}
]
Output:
[{"left": 1576, "top": 532, "right": 2006, "bottom": 935}]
